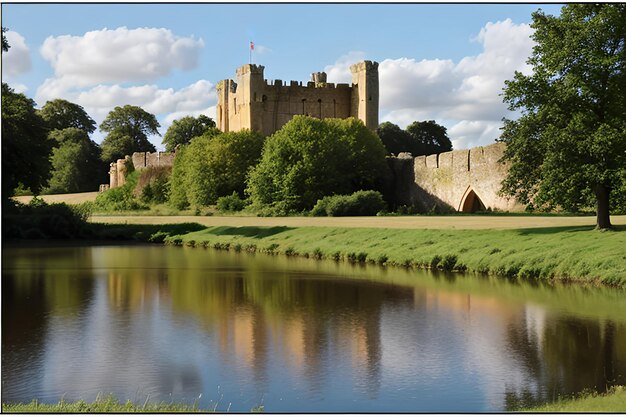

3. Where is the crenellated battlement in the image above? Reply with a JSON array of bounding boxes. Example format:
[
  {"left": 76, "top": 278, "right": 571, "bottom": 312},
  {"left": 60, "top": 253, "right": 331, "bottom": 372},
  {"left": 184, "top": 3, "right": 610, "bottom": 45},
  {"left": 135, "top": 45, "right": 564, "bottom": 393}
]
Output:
[
  {"left": 350, "top": 60, "right": 379, "bottom": 73},
  {"left": 236, "top": 64, "right": 265, "bottom": 76},
  {"left": 216, "top": 61, "right": 379, "bottom": 135},
  {"left": 387, "top": 142, "right": 522, "bottom": 213}
]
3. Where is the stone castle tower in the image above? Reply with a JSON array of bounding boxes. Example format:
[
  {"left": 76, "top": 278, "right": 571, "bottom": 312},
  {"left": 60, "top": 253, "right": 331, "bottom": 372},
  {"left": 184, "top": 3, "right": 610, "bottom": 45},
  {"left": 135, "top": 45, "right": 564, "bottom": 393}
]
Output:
[{"left": 216, "top": 60, "right": 379, "bottom": 136}]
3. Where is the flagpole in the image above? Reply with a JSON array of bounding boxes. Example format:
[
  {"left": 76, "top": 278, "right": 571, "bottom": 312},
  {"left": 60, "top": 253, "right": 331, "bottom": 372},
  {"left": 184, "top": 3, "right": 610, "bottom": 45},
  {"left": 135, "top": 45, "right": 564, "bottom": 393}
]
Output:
[{"left": 249, "top": 41, "right": 252, "bottom": 64}]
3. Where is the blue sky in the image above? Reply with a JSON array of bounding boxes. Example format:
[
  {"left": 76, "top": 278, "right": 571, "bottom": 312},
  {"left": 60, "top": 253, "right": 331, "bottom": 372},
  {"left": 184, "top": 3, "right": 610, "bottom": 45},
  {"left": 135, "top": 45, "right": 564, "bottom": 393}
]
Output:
[{"left": 2, "top": 3, "right": 563, "bottom": 151}]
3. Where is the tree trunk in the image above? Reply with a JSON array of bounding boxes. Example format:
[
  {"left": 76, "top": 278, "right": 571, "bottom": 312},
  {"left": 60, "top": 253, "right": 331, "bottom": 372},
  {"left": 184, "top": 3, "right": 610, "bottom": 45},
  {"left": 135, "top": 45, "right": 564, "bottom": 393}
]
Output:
[{"left": 593, "top": 184, "right": 612, "bottom": 230}]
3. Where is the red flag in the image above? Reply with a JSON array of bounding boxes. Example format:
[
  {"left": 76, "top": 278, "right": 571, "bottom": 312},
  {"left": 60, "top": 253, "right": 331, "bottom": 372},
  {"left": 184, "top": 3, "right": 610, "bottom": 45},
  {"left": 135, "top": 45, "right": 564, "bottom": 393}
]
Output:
[{"left": 250, "top": 41, "right": 254, "bottom": 51}]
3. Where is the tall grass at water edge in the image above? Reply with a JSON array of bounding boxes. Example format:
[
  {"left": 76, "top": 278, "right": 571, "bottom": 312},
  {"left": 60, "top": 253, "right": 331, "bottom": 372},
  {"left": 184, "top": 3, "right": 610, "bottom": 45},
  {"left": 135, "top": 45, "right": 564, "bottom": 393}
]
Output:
[{"left": 165, "top": 224, "right": 626, "bottom": 287}]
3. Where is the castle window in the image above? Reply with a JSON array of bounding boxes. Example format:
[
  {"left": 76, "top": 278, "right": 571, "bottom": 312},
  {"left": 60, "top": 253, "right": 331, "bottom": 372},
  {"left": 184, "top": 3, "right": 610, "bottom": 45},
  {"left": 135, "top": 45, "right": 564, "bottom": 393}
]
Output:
[
  {"left": 333, "top": 99, "right": 336, "bottom": 117},
  {"left": 368, "top": 95, "right": 372, "bottom": 101},
  {"left": 262, "top": 95, "right": 267, "bottom": 102},
  {"left": 234, "top": 98, "right": 237, "bottom": 114},
  {"left": 301, "top": 98, "right": 306, "bottom": 114},
  {"left": 254, "top": 92, "right": 257, "bottom": 102}
]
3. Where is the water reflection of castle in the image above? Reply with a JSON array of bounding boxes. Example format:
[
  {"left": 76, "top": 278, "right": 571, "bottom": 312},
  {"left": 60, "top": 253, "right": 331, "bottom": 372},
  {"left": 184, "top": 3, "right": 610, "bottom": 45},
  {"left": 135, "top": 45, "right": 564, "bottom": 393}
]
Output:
[{"left": 103, "top": 268, "right": 626, "bottom": 409}]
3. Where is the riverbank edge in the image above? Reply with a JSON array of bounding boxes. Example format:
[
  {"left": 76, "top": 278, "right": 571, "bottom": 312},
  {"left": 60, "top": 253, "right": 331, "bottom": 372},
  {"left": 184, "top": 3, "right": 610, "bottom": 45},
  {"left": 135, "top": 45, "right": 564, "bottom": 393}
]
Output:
[
  {"left": 1, "top": 395, "right": 264, "bottom": 413},
  {"left": 162, "top": 224, "right": 626, "bottom": 288},
  {"left": 521, "top": 385, "right": 626, "bottom": 412},
  {"left": 3, "top": 387, "right": 624, "bottom": 413}
]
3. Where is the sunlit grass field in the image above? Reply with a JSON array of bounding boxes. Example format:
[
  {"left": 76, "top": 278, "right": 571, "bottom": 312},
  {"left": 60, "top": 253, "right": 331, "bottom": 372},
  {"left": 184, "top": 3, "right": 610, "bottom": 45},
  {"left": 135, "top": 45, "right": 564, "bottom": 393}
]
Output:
[
  {"left": 523, "top": 386, "right": 626, "bottom": 412},
  {"left": 164, "top": 224, "right": 626, "bottom": 287},
  {"left": 92, "top": 213, "right": 626, "bottom": 229}
]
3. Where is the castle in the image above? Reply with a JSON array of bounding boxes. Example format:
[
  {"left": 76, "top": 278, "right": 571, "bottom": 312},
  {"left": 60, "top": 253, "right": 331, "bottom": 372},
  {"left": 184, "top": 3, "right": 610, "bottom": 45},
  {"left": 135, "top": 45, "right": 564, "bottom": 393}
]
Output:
[
  {"left": 104, "top": 61, "right": 519, "bottom": 213},
  {"left": 216, "top": 61, "right": 379, "bottom": 136}
]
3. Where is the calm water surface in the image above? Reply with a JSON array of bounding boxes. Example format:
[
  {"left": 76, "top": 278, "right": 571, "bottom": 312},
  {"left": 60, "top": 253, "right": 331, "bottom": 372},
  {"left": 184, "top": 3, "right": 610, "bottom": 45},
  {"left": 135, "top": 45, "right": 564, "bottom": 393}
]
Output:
[{"left": 2, "top": 244, "right": 625, "bottom": 412}]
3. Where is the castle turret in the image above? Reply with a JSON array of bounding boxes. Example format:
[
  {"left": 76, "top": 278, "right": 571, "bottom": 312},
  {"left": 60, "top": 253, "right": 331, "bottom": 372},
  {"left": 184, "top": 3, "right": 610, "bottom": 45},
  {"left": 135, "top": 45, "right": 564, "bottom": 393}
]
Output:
[
  {"left": 236, "top": 64, "right": 265, "bottom": 132},
  {"left": 216, "top": 79, "right": 234, "bottom": 132},
  {"left": 350, "top": 61, "right": 379, "bottom": 130},
  {"left": 311, "top": 72, "right": 327, "bottom": 87}
]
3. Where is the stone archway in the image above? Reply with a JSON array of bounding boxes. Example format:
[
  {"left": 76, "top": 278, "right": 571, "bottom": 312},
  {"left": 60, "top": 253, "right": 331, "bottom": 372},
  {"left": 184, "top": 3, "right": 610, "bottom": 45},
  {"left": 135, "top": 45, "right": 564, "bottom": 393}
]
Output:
[{"left": 459, "top": 187, "right": 486, "bottom": 213}]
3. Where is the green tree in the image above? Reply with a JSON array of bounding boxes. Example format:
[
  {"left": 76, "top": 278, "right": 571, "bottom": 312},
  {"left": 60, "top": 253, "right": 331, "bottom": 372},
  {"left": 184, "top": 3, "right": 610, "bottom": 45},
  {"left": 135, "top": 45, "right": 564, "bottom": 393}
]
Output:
[
  {"left": 405, "top": 120, "right": 453, "bottom": 155},
  {"left": 39, "top": 99, "right": 96, "bottom": 133},
  {"left": 45, "top": 128, "right": 104, "bottom": 194},
  {"left": 246, "top": 116, "right": 388, "bottom": 213},
  {"left": 500, "top": 4, "right": 626, "bottom": 229},
  {"left": 162, "top": 114, "right": 216, "bottom": 152},
  {"left": 376, "top": 120, "right": 452, "bottom": 156},
  {"left": 376, "top": 122, "right": 413, "bottom": 155},
  {"left": 169, "top": 129, "right": 264, "bottom": 209},
  {"left": 99, "top": 105, "right": 160, "bottom": 162},
  {"left": 1, "top": 83, "right": 51, "bottom": 198},
  {"left": 2, "top": 27, "right": 9, "bottom": 52}
]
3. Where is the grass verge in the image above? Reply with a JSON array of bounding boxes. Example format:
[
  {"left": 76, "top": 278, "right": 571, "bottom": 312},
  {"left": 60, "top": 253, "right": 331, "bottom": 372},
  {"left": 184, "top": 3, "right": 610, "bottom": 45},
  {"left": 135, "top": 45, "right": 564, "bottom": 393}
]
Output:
[
  {"left": 523, "top": 386, "right": 626, "bottom": 412},
  {"left": 2, "top": 394, "right": 265, "bottom": 413},
  {"left": 164, "top": 224, "right": 626, "bottom": 287},
  {"left": 3, "top": 396, "right": 205, "bottom": 413}
]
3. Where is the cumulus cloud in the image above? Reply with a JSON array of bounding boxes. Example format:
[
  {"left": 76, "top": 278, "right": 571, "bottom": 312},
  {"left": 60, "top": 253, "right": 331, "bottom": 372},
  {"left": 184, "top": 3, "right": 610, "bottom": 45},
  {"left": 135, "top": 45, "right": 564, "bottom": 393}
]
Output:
[
  {"left": 324, "top": 19, "right": 534, "bottom": 149},
  {"left": 40, "top": 27, "right": 204, "bottom": 86},
  {"left": 37, "top": 79, "right": 216, "bottom": 135},
  {"left": 324, "top": 50, "right": 366, "bottom": 84},
  {"left": 34, "top": 26, "right": 213, "bottom": 150},
  {"left": 253, "top": 44, "right": 272, "bottom": 55},
  {"left": 2, "top": 31, "right": 32, "bottom": 79}
]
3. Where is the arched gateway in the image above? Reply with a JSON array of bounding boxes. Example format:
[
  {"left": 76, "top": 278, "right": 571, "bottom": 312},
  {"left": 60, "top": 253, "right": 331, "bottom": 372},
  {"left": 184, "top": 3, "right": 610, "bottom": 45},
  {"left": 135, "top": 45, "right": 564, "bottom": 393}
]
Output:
[{"left": 459, "top": 187, "right": 486, "bottom": 213}]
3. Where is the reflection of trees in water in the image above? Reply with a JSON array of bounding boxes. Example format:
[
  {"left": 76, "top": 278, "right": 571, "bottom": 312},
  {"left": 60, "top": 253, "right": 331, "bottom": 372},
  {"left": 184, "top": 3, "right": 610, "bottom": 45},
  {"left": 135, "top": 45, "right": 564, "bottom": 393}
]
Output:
[
  {"left": 2, "top": 247, "right": 97, "bottom": 402},
  {"left": 504, "top": 313, "right": 626, "bottom": 410},
  {"left": 165, "top": 265, "right": 405, "bottom": 397}
]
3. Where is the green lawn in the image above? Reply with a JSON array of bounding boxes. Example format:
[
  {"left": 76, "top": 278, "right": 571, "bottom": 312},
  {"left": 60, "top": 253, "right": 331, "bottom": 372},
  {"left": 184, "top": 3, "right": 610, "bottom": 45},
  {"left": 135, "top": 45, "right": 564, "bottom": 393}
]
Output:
[
  {"left": 165, "top": 224, "right": 626, "bottom": 287},
  {"left": 524, "top": 386, "right": 626, "bottom": 412},
  {"left": 2, "top": 395, "right": 264, "bottom": 413}
]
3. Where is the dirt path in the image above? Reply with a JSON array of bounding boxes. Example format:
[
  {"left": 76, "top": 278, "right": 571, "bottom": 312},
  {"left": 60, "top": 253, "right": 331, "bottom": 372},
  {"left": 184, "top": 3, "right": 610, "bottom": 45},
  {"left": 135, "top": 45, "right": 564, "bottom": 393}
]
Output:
[
  {"left": 14, "top": 192, "right": 99, "bottom": 205},
  {"left": 15, "top": 192, "right": 624, "bottom": 230},
  {"left": 90, "top": 214, "right": 626, "bottom": 230}
]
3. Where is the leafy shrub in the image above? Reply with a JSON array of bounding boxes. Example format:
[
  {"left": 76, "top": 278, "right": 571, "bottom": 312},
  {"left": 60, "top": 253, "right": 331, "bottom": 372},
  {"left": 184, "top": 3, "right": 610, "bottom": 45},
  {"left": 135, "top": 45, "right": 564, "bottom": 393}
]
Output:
[
  {"left": 216, "top": 192, "right": 246, "bottom": 212},
  {"left": 2, "top": 198, "right": 93, "bottom": 240},
  {"left": 247, "top": 116, "right": 388, "bottom": 212},
  {"left": 311, "top": 190, "right": 386, "bottom": 216},
  {"left": 93, "top": 171, "right": 147, "bottom": 211},
  {"left": 169, "top": 129, "right": 264, "bottom": 209},
  {"left": 136, "top": 166, "right": 171, "bottom": 204}
]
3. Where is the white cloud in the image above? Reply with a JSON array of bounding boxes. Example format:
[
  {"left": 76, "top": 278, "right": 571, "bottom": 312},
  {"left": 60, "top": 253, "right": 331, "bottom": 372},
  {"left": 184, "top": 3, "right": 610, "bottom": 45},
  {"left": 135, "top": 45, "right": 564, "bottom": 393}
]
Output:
[
  {"left": 36, "top": 79, "right": 217, "bottom": 149},
  {"left": 253, "top": 44, "right": 272, "bottom": 55},
  {"left": 2, "top": 31, "right": 32, "bottom": 78},
  {"left": 324, "top": 51, "right": 366, "bottom": 84},
  {"left": 325, "top": 19, "right": 534, "bottom": 148},
  {"left": 34, "top": 27, "right": 213, "bottom": 150},
  {"left": 40, "top": 27, "right": 204, "bottom": 86}
]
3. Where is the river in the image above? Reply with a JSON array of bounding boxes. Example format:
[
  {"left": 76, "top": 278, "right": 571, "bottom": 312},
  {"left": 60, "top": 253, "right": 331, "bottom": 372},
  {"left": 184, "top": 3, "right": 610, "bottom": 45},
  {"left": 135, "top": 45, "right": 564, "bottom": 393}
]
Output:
[{"left": 2, "top": 244, "right": 625, "bottom": 412}]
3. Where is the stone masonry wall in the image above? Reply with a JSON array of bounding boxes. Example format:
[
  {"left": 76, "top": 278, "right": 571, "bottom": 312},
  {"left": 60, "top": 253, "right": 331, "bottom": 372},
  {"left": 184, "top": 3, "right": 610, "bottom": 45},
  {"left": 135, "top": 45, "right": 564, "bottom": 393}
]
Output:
[
  {"left": 216, "top": 62, "right": 378, "bottom": 137},
  {"left": 388, "top": 142, "right": 523, "bottom": 212},
  {"left": 107, "top": 151, "right": 175, "bottom": 189}
]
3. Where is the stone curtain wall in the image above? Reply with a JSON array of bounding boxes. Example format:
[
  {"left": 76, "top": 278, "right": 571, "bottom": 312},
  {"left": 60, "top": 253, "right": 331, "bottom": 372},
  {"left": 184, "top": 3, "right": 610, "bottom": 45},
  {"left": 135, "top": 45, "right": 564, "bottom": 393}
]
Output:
[
  {"left": 131, "top": 151, "right": 175, "bottom": 170},
  {"left": 388, "top": 142, "right": 523, "bottom": 212},
  {"left": 106, "top": 151, "right": 175, "bottom": 190}
]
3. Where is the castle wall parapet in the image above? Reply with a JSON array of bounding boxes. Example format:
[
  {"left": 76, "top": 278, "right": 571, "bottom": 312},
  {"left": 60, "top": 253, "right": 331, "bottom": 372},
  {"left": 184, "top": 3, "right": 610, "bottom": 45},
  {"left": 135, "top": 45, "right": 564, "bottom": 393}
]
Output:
[
  {"left": 108, "top": 151, "right": 176, "bottom": 189},
  {"left": 388, "top": 142, "right": 522, "bottom": 213}
]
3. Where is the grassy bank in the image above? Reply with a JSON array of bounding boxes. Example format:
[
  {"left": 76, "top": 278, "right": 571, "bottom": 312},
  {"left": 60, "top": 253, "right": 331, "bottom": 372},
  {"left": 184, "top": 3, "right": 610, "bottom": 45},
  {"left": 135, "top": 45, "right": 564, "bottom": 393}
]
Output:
[
  {"left": 2, "top": 394, "right": 265, "bottom": 413},
  {"left": 523, "top": 386, "right": 626, "bottom": 412},
  {"left": 164, "top": 224, "right": 626, "bottom": 287}
]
